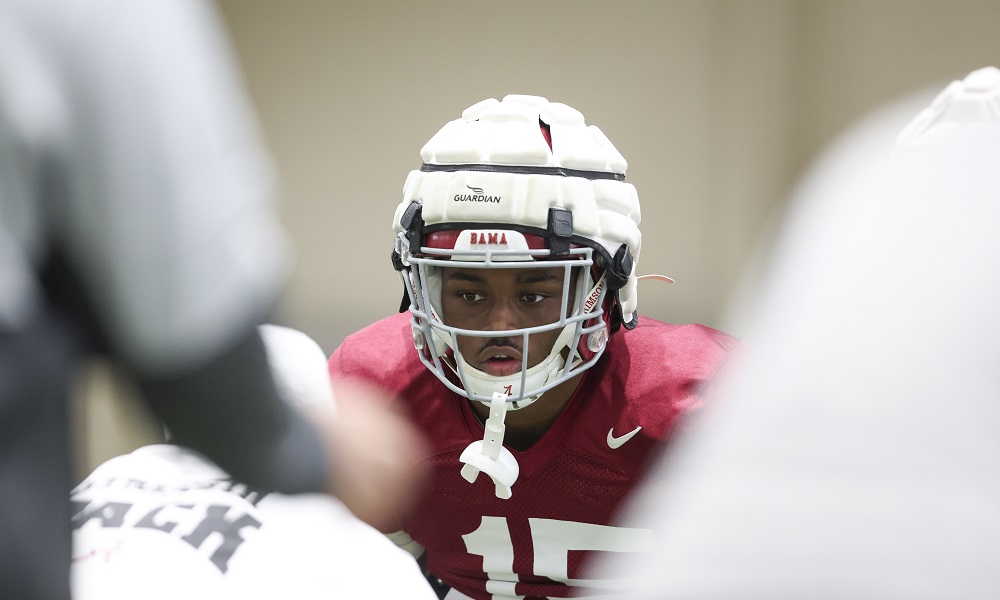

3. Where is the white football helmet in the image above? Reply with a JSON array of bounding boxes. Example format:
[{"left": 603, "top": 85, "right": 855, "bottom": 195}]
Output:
[{"left": 392, "top": 95, "right": 642, "bottom": 408}]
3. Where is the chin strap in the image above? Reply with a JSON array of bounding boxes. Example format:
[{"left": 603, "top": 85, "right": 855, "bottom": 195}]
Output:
[
  {"left": 459, "top": 392, "right": 519, "bottom": 499},
  {"left": 454, "top": 344, "right": 564, "bottom": 410}
]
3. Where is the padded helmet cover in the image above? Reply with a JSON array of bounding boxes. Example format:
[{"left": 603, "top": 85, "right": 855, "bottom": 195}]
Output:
[{"left": 393, "top": 94, "right": 642, "bottom": 320}]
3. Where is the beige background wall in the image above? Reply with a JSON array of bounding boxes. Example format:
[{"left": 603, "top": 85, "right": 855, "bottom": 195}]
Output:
[{"left": 76, "top": 0, "right": 1000, "bottom": 476}]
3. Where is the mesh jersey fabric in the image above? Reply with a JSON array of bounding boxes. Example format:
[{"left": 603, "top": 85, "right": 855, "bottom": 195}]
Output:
[{"left": 329, "top": 311, "right": 741, "bottom": 599}]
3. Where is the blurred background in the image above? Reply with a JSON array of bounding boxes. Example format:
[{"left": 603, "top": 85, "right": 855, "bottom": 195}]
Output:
[{"left": 75, "top": 0, "right": 1000, "bottom": 477}]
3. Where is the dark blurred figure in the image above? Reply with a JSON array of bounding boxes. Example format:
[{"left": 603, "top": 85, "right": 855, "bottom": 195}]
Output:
[{"left": 0, "top": 1, "right": 426, "bottom": 598}]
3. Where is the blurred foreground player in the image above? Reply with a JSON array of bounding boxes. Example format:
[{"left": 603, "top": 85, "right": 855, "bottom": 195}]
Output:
[
  {"left": 593, "top": 67, "right": 1000, "bottom": 600},
  {"left": 329, "top": 95, "right": 742, "bottom": 599},
  {"left": 71, "top": 325, "right": 437, "bottom": 600},
  {"left": 0, "top": 1, "right": 425, "bottom": 598}
]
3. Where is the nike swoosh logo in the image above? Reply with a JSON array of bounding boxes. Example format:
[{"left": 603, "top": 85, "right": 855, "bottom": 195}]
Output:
[{"left": 607, "top": 426, "right": 642, "bottom": 449}]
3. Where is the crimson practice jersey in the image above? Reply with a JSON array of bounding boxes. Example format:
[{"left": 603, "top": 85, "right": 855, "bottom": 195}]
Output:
[{"left": 329, "top": 312, "right": 741, "bottom": 599}]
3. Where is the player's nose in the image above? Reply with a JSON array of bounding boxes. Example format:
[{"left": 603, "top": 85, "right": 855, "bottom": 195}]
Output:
[{"left": 485, "top": 298, "right": 520, "bottom": 332}]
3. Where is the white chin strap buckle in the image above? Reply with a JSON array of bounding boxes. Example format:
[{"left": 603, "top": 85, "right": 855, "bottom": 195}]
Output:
[{"left": 459, "top": 392, "right": 519, "bottom": 499}]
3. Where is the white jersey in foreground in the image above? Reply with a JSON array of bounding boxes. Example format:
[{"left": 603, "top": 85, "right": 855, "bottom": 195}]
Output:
[
  {"left": 593, "top": 67, "right": 1000, "bottom": 599},
  {"left": 71, "top": 445, "right": 436, "bottom": 600}
]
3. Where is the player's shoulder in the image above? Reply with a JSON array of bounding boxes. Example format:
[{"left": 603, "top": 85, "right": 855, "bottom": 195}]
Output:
[
  {"left": 590, "top": 316, "right": 742, "bottom": 439},
  {"left": 611, "top": 316, "right": 742, "bottom": 380},
  {"left": 338, "top": 312, "right": 412, "bottom": 346},
  {"left": 74, "top": 445, "right": 223, "bottom": 494},
  {"left": 328, "top": 312, "right": 424, "bottom": 386},
  {"left": 332, "top": 312, "right": 411, "bottom": 356},
  {"left": 626, "top": 316, "right": 741, "bottom": 354}
]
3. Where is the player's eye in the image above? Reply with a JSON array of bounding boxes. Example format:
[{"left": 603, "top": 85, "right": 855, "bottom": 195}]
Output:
[
  {"left": 521, "top": 292, "right": 548, "bottom": 304},
  {"left": 458, "top": 291, "right": 485, "bottom": 303}
]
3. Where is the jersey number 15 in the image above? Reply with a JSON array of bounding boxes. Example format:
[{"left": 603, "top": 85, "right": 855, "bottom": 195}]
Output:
[{"left": 462, "top": 516, "right": 654, "bottom": 599}]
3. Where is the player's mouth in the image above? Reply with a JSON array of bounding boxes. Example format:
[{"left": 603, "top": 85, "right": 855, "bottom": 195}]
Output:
[{"left": 477, "top": 342, "right": 524, "bottom": 377}]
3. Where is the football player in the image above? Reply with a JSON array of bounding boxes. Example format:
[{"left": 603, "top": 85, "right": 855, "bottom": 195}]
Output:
[
  {"left": 72, "top": 325, "right": 438, "bottom": 600},
  {"left": 328, "top": 95, "right": 743, "bottom": 599}
]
